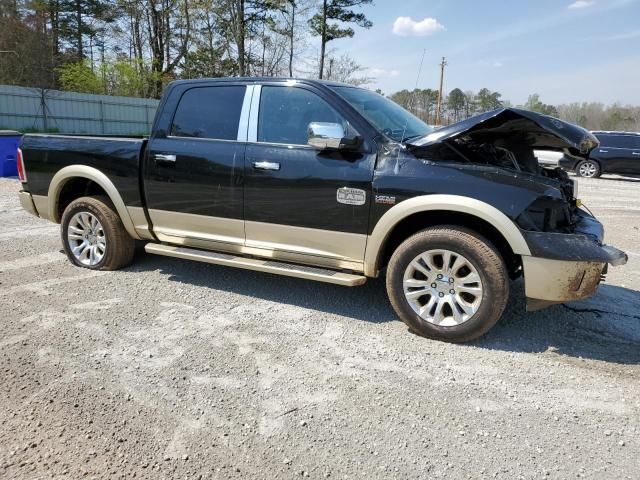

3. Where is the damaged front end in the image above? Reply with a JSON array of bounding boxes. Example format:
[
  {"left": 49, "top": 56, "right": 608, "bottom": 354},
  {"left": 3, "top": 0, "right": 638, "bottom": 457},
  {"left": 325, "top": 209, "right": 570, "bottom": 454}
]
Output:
[{"left": 405, "top": 108, "right": 628, "bottom": 309}]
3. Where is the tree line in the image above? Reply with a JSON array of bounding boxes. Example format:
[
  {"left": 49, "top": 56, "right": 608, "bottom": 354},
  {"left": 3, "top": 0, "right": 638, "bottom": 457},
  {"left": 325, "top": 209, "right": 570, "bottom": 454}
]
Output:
[
  {"left": 0, "top": 0, "right": 374, "bottom": 98},
  {"left": 389, "top": 88, "right": 640, "bottom": 132},
  {"left": 1, "top": 1, "right": 638, "bottom": 132}
]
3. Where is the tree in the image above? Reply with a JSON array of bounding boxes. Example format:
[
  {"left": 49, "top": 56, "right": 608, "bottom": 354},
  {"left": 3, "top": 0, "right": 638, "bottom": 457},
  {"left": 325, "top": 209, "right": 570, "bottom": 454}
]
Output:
[
  {"left": 323, "top": 53, "right": 372, "bottom": 85},
  {"left": 309, "top": 0, "right": 372, "bottom": 79},
  {"left": 216, "top": 0, "right": 286, "bottom": 76},
  {"left": 57, "top": 60, "right": 102, "bottom": 93},
  {"left": 463, "top": 90, "right": 476, "bottom": 119},
  {"left": 476, "top": 88, "right": 502, "bottom": 112},
  {"left": 447, "top": 88, "right": 466, "bottom": 122},
  {"left": 524, "top": 93, "right": 558, "bottom": 117}
]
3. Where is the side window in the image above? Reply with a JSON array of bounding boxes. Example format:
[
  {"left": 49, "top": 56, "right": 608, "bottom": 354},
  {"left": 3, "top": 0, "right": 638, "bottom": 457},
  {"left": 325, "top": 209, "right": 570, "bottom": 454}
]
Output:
[
  {"left": 595, "top": 134, "right": 611, "bottom": 146},
  {"left": 258, "top": 86, "right": 347, "bottom": 145},
  {"left": 171, "top": 86, "right": 246, "bottom": 140},
  {"left": 614, "top": 135, "right": 639, "bottom": 149},
  {"left": 600, "top": 134, "right": 635, "bottom": 149}
]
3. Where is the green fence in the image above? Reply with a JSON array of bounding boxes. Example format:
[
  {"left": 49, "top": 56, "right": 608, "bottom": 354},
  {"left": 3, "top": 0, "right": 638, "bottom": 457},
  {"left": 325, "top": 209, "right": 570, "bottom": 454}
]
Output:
[{"left": 0, "top": 85, "right": 159, "bottom": 135}]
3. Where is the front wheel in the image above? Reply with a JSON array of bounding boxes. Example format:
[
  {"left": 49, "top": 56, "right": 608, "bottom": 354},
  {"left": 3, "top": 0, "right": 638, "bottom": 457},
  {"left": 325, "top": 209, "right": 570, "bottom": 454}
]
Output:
[
  {"left": 576, "top": 160, "right": 600, "bottom": 178},
  {"left": 61, "top": 196, "right": 135, "bottom": 270},
  {"left": 386, "top": 226, "right": 509, "bottom": 343}
]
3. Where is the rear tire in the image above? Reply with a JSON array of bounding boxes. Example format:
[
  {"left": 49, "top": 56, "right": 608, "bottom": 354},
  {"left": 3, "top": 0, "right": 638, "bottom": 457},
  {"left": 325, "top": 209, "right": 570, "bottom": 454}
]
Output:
[
  {"left": 386, "top": 226, "right": 509, "bottom": 343},
  {"left": 61, "top": 196, "right": 135, "bottom": 270},
  {"left": 576, "top": 159, "right": 600, "bottom": 178}
]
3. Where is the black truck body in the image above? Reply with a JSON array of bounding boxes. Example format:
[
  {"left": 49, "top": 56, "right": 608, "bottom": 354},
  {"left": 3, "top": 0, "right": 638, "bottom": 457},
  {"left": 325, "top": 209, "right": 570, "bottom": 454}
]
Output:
[{"left": 17, "top": 78, "right": 628, "bottom": 342}]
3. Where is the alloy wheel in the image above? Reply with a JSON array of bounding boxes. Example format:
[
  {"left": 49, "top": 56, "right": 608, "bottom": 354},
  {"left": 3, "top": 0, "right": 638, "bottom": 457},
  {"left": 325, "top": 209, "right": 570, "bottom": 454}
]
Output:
[
  {"left": 578, "top": 161, "right": 598, "bottom": 177},
  {"left": 67, "top": 211, "right": 106, "bottom": 266},
  {"left": 402, "top": 249, "right": 484, "bottom": 327}
]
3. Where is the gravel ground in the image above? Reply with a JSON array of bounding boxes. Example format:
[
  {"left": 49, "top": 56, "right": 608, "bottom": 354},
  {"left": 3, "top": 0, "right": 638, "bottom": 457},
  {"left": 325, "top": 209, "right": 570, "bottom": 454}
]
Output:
[{"left": 1, "top": 175, "right": 639, "bottom": 480}]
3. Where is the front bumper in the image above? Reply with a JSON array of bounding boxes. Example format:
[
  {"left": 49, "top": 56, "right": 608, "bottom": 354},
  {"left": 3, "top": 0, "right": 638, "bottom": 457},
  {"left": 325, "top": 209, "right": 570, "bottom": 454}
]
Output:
[
  {"left": 18, "top": 191, "right": 38, "bottom": 217},
  {"left": 521, "top": 209, "right": 628, "bottom": 310}
]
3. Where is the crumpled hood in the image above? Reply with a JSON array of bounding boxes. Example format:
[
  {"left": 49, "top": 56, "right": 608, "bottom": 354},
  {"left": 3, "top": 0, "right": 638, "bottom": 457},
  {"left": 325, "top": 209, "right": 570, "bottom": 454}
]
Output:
[{"left": 407, "top": 108, "right": 599, "bottom": 156}]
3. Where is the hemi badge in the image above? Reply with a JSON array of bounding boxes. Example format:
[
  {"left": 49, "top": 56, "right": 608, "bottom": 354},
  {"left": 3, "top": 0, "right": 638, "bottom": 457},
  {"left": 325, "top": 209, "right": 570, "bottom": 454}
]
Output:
[
  {"left": 337, "top": 187, "right": 366, "bottom": 206},
  {"left": 375, "top": 195, "right": 396, "bottom": 205}
]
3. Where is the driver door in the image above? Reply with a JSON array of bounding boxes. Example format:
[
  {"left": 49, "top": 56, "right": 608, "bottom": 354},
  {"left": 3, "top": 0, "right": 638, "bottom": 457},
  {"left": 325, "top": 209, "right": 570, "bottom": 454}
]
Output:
[{"left": 243, "top": 84, "right": 375, "bottom": 270}]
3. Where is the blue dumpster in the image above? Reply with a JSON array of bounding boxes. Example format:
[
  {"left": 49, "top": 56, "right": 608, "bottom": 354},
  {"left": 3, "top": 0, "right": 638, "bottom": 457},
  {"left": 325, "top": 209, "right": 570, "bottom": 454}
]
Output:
[{"left": 0, "top": 130, "right": 22, "bottom": 177}]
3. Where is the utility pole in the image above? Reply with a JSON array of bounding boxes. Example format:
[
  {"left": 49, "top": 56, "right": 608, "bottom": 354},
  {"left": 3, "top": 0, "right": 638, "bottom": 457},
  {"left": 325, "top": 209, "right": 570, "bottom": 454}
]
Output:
[{"left": 435, "top": 56, "right": 447, "bottom": 126}]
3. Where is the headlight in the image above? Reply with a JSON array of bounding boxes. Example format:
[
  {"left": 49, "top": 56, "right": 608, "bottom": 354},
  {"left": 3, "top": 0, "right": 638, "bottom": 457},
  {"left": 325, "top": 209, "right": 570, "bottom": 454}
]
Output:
[{"left": 516, "top": 196, "right": 572, "bottom": 232}]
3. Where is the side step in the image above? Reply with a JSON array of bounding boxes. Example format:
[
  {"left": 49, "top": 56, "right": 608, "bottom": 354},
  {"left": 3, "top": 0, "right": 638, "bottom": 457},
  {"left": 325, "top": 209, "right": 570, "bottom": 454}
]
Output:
[{"left": 144, "top": 243, "right": 367, "bottom": 287}]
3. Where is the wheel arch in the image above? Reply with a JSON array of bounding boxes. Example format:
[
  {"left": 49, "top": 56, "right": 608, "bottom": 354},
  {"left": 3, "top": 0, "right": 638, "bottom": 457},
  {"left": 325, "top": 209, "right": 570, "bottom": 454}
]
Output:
[
  {"left": 48, "top": 165, "right": 140, "bottom": 240},
  {"left": 364, "top": 195, "right": 531, "bottom": 277}
]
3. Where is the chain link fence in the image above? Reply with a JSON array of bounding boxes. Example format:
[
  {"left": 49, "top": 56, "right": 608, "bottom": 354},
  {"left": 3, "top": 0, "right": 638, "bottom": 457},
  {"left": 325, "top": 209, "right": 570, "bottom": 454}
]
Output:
[{"left": 0, "top": 85, "right": 159, "bottom": 135}]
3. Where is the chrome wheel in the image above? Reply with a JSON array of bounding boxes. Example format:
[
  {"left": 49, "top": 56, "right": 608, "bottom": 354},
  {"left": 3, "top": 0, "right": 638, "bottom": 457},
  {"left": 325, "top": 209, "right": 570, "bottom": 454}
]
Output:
[
  {"left": 578, "top": 161, "right": 597, "bottom": 177},
  {"left": 67, "top": 212, "right": 106, "bottom": 266},
  {"left": 403, "top": 249, "right": 484, "bottom": 327}
]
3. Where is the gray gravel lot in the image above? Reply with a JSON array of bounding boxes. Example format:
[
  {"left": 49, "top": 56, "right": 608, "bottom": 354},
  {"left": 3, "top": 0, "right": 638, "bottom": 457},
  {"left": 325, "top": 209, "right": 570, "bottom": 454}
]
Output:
[{"left": 1, "top": 175, "right": 639, "bottom": 479}]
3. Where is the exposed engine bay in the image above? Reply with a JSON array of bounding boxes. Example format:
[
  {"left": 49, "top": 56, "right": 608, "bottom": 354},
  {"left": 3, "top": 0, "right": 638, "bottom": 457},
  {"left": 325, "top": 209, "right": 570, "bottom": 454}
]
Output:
[{"left": 404, "top": 108, "right": 601, "bottom": 236}]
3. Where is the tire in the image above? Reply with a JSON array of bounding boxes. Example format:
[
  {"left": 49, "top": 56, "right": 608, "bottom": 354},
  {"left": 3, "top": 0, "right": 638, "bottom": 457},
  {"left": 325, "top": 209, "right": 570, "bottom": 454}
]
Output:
[
  {"left": 61, "top": 196, "right": 135, "bottom": 271},
  {"left": 386, "top": 226, "right": 509, "bottom": 343},
  {"left": 576, "top": 159, "right": 601, "bottom": 178}
]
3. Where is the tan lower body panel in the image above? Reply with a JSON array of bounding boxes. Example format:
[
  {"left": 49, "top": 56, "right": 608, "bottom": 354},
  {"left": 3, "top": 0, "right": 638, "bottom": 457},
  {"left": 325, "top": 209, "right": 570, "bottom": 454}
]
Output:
[
  {"left": 145, "top": 243, "right": 367, "bottom": 286},
  {"left": 146, "top": 210, "right": 366, "bottom": 272},
  {"left": 127, "top": 206, "right": 155, "bottom": 241},
  {"left": 148, "top": 208, "right": 245, "bottom": 245},
  {"left": 18, "top": 191, "right": 38, "bottom": 217},
  {"left": 32, "top": 195, "right": 50, "bottom": 220},
  {"left": 244, "top": 220, "right": 366, "bottom": 269},
  {"left": 522, "top": 256, "right": 605, "bottom": 303}
]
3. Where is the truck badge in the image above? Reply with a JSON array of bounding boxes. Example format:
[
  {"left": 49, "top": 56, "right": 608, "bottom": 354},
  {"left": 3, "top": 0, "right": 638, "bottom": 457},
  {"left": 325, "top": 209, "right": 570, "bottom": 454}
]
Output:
[
  {"left": 375, "top": 195, "right": 396, "bottom": 205},
  {"left": 336, "top": 187, "right": 366, "bottom": 206}
]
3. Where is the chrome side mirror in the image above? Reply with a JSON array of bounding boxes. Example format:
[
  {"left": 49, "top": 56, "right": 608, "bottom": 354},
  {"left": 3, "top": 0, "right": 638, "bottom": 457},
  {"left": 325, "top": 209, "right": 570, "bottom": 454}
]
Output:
[{"left": 307, "top": 122, "right": 345, "bottom": 150}]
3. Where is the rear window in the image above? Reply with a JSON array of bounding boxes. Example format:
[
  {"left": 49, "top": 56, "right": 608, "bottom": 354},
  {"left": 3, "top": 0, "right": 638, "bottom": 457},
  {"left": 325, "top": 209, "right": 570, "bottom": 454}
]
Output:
[
  {"left": 171, "top": 86, "right": 245, "bottom": 140},
  {"left": 596, "top": 134, "right": 640, "bottom": 149}
]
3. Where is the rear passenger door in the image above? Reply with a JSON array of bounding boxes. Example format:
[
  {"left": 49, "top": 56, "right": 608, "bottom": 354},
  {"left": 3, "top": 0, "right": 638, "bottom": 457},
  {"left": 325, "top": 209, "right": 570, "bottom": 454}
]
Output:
[
  {"left": 143, "top": 83, "right": 248, "bottom": 249},
  {"left": 595, "top": 134, "right": 636, "bottom": 174},
  {"left": 622, "top": 135, "right": 640, "bottom": 174},
  {"left": 243, "top": 83, "right": 376, "bottom": 271}
]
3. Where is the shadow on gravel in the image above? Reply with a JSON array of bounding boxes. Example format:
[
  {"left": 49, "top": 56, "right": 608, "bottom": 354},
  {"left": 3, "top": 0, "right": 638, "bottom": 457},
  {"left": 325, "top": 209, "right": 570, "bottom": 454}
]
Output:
[
  {"left": 130, "top": 253, "right": 640, "bottom": 364},
  {"left": 476, "top": 282, "right": 640, "bottom": 365},
  {"left": 128, "top": 253, "right": 396, "bottom": 324}
]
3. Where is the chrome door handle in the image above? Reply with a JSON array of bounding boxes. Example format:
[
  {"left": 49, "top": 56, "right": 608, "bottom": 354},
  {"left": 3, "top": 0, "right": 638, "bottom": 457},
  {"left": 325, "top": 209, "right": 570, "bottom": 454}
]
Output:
[
  {"left": 599, "top": 150, "right": 608, "bottom": 153},
  {"left": 632, "top": 152, "right": 640, "bottom": 156},
  {"left": 155, "top": 154, "right": 177, "bottom": 162},
  {"left": 252, "top": 161, "right": 280, "bottom": 171}
]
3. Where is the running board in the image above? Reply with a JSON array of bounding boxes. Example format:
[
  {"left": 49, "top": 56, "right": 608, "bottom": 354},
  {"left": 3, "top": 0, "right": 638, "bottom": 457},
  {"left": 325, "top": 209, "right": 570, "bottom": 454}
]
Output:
[{"left": 144, "top": 243, "right": 367, "bottom": 287}]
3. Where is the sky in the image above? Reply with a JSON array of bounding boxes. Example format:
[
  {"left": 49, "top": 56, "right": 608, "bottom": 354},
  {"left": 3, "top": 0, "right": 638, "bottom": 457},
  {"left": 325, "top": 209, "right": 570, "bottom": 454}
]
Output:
[{"left": 329, "top": 0, "right": 640, "bottom": 105}]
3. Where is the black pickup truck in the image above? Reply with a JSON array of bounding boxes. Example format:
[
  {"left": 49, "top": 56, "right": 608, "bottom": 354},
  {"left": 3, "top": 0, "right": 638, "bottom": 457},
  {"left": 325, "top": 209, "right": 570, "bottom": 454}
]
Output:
[{"left": 17, "top": 78, "right": 627, "bottom": 342}]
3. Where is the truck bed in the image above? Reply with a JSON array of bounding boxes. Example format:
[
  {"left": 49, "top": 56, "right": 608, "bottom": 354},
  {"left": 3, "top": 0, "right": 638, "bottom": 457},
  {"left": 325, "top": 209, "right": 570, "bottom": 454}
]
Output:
[{"left": 20, "top": 133, "right": 147, "bottom": 210}]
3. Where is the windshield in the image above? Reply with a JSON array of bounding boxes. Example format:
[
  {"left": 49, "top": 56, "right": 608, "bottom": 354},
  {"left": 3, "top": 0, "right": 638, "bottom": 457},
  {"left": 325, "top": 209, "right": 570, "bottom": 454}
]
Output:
[{"left": 332, "top": 86, "right": 433, "bottom": 142}]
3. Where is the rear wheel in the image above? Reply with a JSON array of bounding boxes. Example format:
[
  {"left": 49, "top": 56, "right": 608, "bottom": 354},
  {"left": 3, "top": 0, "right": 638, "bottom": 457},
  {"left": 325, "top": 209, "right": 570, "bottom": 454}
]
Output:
[
  {"left": 61, "top": 196, "right": 135, "bottom": 270},
  {"left": 386, "top": 226, "right": 509, "bottom": 343},
  {"left": 576, "top": 159, "right": 600, "bottom": 178}
]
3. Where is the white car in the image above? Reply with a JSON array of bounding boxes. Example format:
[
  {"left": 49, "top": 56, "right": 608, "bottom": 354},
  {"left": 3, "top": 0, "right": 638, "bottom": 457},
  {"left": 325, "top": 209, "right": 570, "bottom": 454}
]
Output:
[{"left": 535, "top": 150, "right": 563, "bottom": 166}]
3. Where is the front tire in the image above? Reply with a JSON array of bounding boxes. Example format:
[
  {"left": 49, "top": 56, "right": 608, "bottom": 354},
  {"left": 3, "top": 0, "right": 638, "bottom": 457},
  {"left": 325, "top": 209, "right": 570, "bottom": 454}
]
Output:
[
  {"left": 386, "top": 226, "right": 509, "bottom": 343},
  {"left": 61, "top": 196, "right": 135, "bottom": 270},
  {"left": 576, "top": 159, "right": 601, "bottom": 178}
]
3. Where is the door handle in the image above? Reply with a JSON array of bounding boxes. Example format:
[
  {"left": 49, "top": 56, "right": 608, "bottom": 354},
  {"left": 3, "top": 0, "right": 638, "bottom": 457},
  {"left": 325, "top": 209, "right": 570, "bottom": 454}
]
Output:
[
  {"left": 599, "top": 150, "right": 608, "bottom": 153},
  {"left": 155, "top": 154, "right": 177, "bottom": 162},
  {"left": 632, "top": 152, "right": 640, "bottom": 156},
  {"left": 252, "top": 161, "right": 280, "bottom": 171}
]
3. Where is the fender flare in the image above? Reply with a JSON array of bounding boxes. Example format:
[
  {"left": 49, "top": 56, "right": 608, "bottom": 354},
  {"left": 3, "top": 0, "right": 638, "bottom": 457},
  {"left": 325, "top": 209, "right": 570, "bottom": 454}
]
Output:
[
  {"left": 364, "top": 194, "right": 531, "bottom": 276},
  {"left": 48, "top": 165, "right": 141, "bottom": 240}
]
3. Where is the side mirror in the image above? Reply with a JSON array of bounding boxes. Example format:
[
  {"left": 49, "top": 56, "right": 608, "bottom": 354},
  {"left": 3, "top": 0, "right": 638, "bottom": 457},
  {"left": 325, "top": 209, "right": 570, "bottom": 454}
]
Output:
[{"left": 307, "top": 122, "right": 362, "bottom": 151}]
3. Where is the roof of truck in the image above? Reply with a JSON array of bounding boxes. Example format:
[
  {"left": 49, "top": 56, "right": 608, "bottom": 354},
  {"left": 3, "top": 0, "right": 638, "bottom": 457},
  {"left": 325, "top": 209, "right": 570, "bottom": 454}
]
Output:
[{"left": 168, "top": 77, "right": 357, "bottom": 88}]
